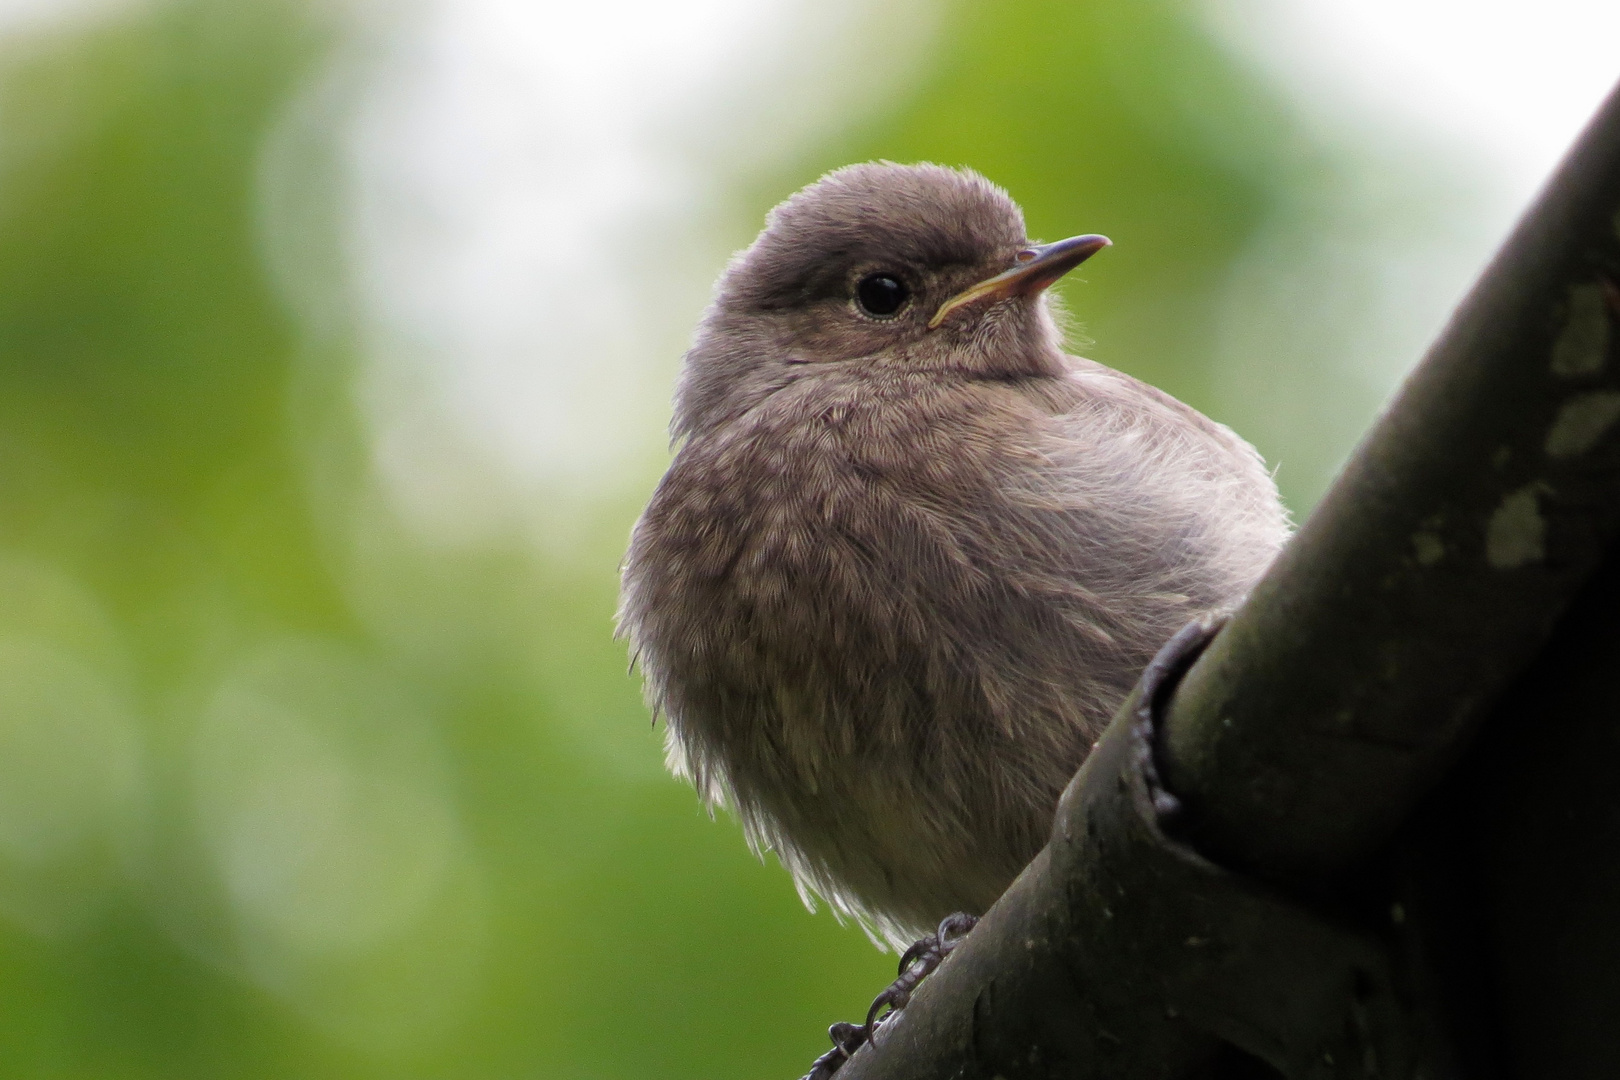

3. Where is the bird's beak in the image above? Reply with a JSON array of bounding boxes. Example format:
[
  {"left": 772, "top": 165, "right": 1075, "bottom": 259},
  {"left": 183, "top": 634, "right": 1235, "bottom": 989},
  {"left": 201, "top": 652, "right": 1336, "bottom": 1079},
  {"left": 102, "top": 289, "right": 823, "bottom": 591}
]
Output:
[{"left": 928, "top": 234, "right": 1111, "bottom": 330}]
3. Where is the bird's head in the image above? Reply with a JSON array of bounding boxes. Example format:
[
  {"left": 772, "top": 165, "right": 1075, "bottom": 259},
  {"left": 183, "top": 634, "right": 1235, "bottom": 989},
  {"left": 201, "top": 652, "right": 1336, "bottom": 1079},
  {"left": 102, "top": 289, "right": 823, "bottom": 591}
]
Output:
[{"left": 672, "top": 162, "right": 1109, "bottom": 438}]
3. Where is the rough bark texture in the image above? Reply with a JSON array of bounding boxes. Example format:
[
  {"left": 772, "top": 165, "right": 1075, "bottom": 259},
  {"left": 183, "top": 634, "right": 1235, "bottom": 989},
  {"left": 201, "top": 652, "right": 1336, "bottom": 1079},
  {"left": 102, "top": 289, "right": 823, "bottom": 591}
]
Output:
[{"left": 1162, "top": 73, "right": 1620, "bottom": 885}]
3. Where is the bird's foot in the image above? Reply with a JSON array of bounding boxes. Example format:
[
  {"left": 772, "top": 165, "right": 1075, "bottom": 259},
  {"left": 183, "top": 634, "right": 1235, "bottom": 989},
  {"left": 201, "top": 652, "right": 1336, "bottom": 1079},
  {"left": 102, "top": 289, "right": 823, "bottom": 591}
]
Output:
[
  {"left": 802, "top": 1022, "right": 866, "bottom": 1080},
  {"left": 800, "top": 913, "right": 978, "bottom": 1079},
  {"left": 865, "top": 912, "right": 978, "bottom": 1032}
]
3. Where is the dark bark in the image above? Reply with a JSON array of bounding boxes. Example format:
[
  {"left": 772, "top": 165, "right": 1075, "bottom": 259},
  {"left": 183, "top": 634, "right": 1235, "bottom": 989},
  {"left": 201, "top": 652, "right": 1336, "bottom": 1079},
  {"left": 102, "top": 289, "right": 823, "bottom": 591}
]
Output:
[{"left": 831, "top": 76, "right": 1620, "bottom": 1080}]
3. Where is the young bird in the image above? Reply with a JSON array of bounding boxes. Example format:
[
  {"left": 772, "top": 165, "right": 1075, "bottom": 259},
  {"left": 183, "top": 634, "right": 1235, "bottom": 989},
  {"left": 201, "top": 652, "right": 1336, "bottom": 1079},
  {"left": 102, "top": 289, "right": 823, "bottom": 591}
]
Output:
[{"left": 619, "top": 162, "right": 1289, "bottom": 952}]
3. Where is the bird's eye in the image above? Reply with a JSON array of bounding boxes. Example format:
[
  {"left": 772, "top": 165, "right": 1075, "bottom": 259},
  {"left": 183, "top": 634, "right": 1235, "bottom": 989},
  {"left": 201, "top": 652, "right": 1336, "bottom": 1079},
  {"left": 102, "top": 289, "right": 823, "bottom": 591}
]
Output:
[{"left": 854, "top": 273, "right": 909, "bottom": 317}]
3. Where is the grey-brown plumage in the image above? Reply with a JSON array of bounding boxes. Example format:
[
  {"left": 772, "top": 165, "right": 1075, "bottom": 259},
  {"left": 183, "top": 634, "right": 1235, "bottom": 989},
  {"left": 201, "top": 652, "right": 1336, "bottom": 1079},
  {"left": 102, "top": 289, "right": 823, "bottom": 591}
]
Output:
[{"left": 619, "top": 162, "right": 1289, "bottom": 950}]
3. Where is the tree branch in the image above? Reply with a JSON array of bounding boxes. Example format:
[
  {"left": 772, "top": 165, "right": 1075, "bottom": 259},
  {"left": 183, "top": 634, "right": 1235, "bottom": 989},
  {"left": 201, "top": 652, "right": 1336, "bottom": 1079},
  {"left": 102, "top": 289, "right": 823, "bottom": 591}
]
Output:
[{"left": 833, "top": 76, "right": 1620, "bottom": 1080}]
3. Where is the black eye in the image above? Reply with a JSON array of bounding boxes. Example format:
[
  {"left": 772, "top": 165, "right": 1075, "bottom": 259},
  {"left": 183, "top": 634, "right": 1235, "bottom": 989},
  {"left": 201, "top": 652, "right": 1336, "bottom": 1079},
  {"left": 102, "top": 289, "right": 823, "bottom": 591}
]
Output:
[{"left": 855, "top": 273, "right": 909, "bottom": 317}]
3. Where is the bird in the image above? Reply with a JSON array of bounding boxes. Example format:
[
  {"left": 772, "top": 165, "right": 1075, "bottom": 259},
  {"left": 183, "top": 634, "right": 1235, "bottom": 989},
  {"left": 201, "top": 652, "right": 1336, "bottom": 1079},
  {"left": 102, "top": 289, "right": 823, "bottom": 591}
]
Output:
[{"left": 618, "top": 161, "right": 1290, "bottom": 954}]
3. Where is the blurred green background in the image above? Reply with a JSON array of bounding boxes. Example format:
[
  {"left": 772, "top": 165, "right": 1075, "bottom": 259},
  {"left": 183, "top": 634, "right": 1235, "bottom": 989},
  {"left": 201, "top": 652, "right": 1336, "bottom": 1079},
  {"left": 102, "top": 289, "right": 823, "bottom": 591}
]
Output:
[{"left": 0, "top": 0, "right": 1607, "bottom": 1076}]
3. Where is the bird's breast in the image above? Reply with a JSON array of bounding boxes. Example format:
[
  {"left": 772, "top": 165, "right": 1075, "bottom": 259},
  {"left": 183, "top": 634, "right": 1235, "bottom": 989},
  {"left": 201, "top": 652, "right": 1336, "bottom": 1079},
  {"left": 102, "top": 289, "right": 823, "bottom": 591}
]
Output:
[{"left": 650, "top": 378, "right": 1011, "bottom": 628}]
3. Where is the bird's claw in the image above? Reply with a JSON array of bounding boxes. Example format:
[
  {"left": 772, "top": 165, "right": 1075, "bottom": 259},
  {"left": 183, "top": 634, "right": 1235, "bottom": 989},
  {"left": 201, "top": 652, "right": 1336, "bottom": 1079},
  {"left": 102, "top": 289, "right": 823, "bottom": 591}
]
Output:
[
  {"left": 799, "top": 913, "right": 979, "bottom": 1079},
  {"left": 802, "top": 1023, "right": 865, "bottom": 1080}
]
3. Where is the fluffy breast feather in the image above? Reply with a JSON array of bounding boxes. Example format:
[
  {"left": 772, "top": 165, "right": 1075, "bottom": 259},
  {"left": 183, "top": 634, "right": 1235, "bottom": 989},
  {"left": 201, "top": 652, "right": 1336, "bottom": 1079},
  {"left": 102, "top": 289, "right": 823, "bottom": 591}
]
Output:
[{"left": 618, "top": 360, "right": 1287, "bottom": 945}]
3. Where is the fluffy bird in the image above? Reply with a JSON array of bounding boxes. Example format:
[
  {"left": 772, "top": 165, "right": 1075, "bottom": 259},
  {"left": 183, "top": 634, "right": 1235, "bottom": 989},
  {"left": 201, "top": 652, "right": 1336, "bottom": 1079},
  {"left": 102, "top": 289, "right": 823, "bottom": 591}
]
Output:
[{"left": 619, "top": 162, "right": 1288, "bottom": 950}]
